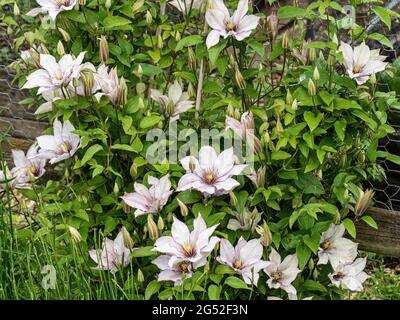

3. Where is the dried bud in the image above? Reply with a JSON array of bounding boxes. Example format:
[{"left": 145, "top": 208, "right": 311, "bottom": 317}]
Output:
[
  {"left": 68, "top": 226, "right": 82, "bottom": 243},
  {"left": 58, "top": 28, "right": 71, "bottom": 42},
  {"left": 188, "top": 47, "right": 196, "bottom": 71},
  {"left": 282, "top": 31, "right": 289, "bottom": 49},
  {"left": 256, "top": 221, "right": 272, "bottom": 247},
  {"left": 147, "top": 215, "right": 159, "bottom": 240},
  {"left": 57, "top": 41, "right": 65, "bottom": 56},
  {"left": 313, "top": 67, "right": 320, "bottom": 81},
  {"left": 121, "top": 226, "right": 134, "bottom": 249},
  {"left": 146, "top": 10, "right": 153, "bottom": 25},
  {"left": 235, "top": 66, "right": 246, "bottom": 89},
  {"left": 308, "top": 79, "right": 316, "bottom": 96},
  {"left": 354, "top": 188, "right": 374, "bottom": 217},
  {"left": 132, "top": 0, "right": 144, "bottom": 13},
  {"left": 229, "top": 191, "right": 237, "bottom": 207},
  {"left": 157, "top": 216, "right": 164, "bottom": 232},
  {"left": 177, "top": 198, "right": 189, "bottom": 217},
  {"left": 99, "top": 35, "right": 109, "bottom": 64},
  {"left": 137, "top": 269, "right": 145, "bottom": 283}
]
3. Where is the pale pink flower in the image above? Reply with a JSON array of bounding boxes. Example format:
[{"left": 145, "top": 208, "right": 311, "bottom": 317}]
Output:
[
  {"left": 22, "top": 52, "right": 86, "bottom": 94},
  {"left": 225, "top": 111, "right": 262, "bottom": 152},
  {"left": 150, "top": 81, "right": 194, "bottom": 121},
  {"left": 177, "top": 146, "right": 247, "bottom": 196},
  {"left": 205, "top": 0, "right": 260, "bottom": 48},
  {"left": 339, "top": 41, "right": 387, "bottom": 85},
  {"left": 94, "top": 65, "right": 126, "bottom": 105},
  {"left": 36, "top": 119, "right": 81, "bottom": 164},
  {"left": 152, "top": 214, "right": 219, "bottom": 284},
  {"left": 217, "top": 237, "right": 268, "bottom": 285},
  {"left": 10, "top": 144, "right": 46, "bottom": 185},
  {"left": 263, "top": 248, "right": 301, "bottom": 296},
  {"left": 89, "top": 229, "right": 131, "bottom": 273},
  {"left": 318, "top": 223, "right": 358, "bottom": 269},
  {"left": 27, "top": 0, "right": 77, "bottom": 21},
  {"left": 121, "top": 175, "right": 173, "bottom": 218},
  {"left": 328, "top": 258, "right": 369, "bottom": 292},
  {"left": 169, "top": 0, "right": 204, "bottom": 13}
]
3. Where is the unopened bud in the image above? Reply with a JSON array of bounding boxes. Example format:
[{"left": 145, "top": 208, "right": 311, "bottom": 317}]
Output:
[
  {"left": 286, "top": 90, "right": 293, "bottom": 105},
  {"left": 292, "top": 99, "right": 298, "bottom": 112},
  {"left": 229, "top": 191, "right": 237, "bottom": 207},
  {"left": 105, "top": 0, "right": 112, "bottom": 9},
  {"left": 229, "top": 54, "right": 235, "bottom": 66},
  {"left": 146, "top": 11, "right": 153, "bottom": 25},
  {"left": 133, "top": 64, "right": 143, "bottom": 78},
  {"left": 227, "top": 103, "right": 235, "bottom": 117},
  {"left": 136, "top": 82, "right": 146, "bottom": 94},
  {"left": 266, "top": 12, "right": 279, "bottom": 39},
  {"left": 113, "top": 181, "right": 119, "bottom": 193},
  {"left": 308, "top": 258, "right": 315, "bottom": 270},
  {"left": 256, "top": 221, "right": 272, "bottom": 247},
  {"left": 147, "top": 215, "right": 159, "bottom": 240},
  {"left": 175, "top": 31, "right": 181, "bottom": 41},
  {"left": 157, "top": 34, "right": 163, "bottom": 49},
  {"left": 263, "top": 130, "right": 271, "bottom": 144},
  {"left": 177, "top": 198, "right": 189, "bottom": 217},
  {"left": 235, "top": 67, "right": 246, "bottom": 89},
  {"left": 137, "top": 269, "right": 145, "bottom": 283},
  {"left": 58, "top": 28, "right": 71, "bottom": 42},
  {"left": 276, "top": 118, "right": 284, "bottom": 132},
  {"left": 68, "top": 226, "right": 82, "bottom": 242},
  {"left": 282, "top": 31, "right": 289, "bottom": 49},
  {"left": 370, "top": 73, "right": 376, "bottom": 85},
  {"left": 309, "top": 48, "right": 316, "bottom": 62},
  {"left": 187, "top": 83, "right": 195, "bottom": 98},
  {"left": 121, "top": 226, "right": 134, "bottom": 249},
  {"left": 327, "top": 50, "right": 335, "bottom": 66},
  {"left": 157, "top": 216, "right": 164, "bottom": 232},
  {"left": 313, "top": 67, "right": 320, "bottom": 81},
  {"left": 188, "top": 47, "right": 196, "bottom": 71},
  {"left": 308, "top": 79, "right": 316, "bottom": 96},
  {"left": 13, "top": 3, "right": 20, "bottom": 16},
  {"left": 233, "top": 108, "right": 241, "bottom": 120},
  {"left": 132, "top": 0, "right": 144, "bottom": 13},
  {"left": 57, "top": 41, "right": 65, "bottom": 56},
  {"left": 79, "top": 0, "right": 86, "bottom": 5},
  {"left": 99, "top": 35, "right": 109, "bottom": 64}
]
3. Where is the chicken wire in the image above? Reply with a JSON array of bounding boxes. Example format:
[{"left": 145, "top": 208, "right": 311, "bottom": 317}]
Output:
[{"left": 1, "top": 1, "right": 400, "bottom": 210}]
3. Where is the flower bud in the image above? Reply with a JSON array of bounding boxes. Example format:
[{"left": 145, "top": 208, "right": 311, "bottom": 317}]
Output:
[
  {"left": 99, "top": 35, "right": 109, "bottom": 64},
  {"left": 13, "top": 3, "right": 20, "bottom": 16},
  {"left": 136, "top": 82, "right": 146, "bottom": 94},
  {"left": 68, "top": 226, "right": 82, "bottom": 242},
  {"left": 292, "top": 99, "right": 298, "bottom": 112},
  {"left": 313, "top": 67, "right": 320, "bottom": 81},
  {"left": 177, "top": 198, "right": 189, "bottom": 217},
  {"left": 235, "top": 66, "right": 246, "bottom": 89},
  {"left": 308, "top": 258, "right": 315, "bottom": 270},
  {"left": 57, "top": 41, "right": 65, "bottom": 56},
  {"left": 157, "top": 216, "right": 165, "bottom": 232},
  {"left": 227, "top": 103, "right": 235, "bottom": 117},
  {"left": 276, "top": 117, "right": 284, "bottom": 132},
  {"left": 167, "top": 212, "right": 173, "bottom": 223},
  {"left": 370, "top": 73, "right": 376, "bottom": 85},
  {"left": 188, "top": 47, "right": 196, "bottom": 71},
  {"left": 229, "top": 54, "right": 235, "bottom": 66},
  {"left": 113, "top": 181, "right": 119, "bottom": 193},
  {"left": 308, "top": 79, "right": 316, "bottom": 96},
  {"left": 40, "top": 44, "right": 49, "bottom": 54},
  {"left": 286, "top": 90, "right": 293, "bottom": 105},
  {"left": 137, "top": 269, "right": 145, "bottom": 283},
  {"left": 229, "top": 191, "right": 237, "bottom": 207},
  {"left": 146, "top": 11, "right": 153, "bottom": 25},
  {"left": 266, "top": 12, "right": 279, "bottom": 40},
  {"left": 121, "top": 226, "right": 134, "bottom": 249},
  {"left": 175, "top": 31, "right": 181, "bottom": 41},
  {"left": 327, "top": 50, "right": 335, "bottom": 66},
  {"left": 282, "top": 31, "right": 289, "bottom": 49},
  {"left": 309, "top": 48, "right": 316, "bottom": 62},
  {"left": 157, "top": 34, "right": 163, "bottom": 49},
  {"left": 147, "top": 215, "right": 159, "bottom": 240},
  {"left": 132, "top": 0, "right": 144, "bottom": 13},
  {"left": 256, "top": 221, "right": 272, "bottom": 247},
  {"left": 58, "top": 28, "right": 71, "bottom": 42},
  {"left": 79, "top": 0, "right": 86, "bottom": 5},
  {"left": 133, "top": 64, "right": 143, "bottom": 78},
  {"left": 105, "top": 0, "right": 112, "bottom": 9},
  {"left": 263, "top": 130, "right": 270, "bottom": 144},
  {"left": 187, "top": 83, "right": 195, "bottom": 98}
]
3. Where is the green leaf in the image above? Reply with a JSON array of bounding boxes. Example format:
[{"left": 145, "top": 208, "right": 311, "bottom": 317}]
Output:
[
  {"left": 373, "top": 6, "right": 392, "bottom": 30},
  {"left": 334, "top": 119, "right": 347, "bottom": 141},
  {"left": 208, "top": 40, "right": 227, "bottom": 65},
  {"left": 303, "top": 111, "right": 323, "bottom": 132},
  {"left": 296, "top": 243, "right": 311, "bottom": 269},
  {"left": 224, "top": 276, "right": 249, "bottom": 290},
  {"left": 131, "top": 246, "right": 157, "bottom": 257},
  {"left": 80, "top": 144, "right": 103, "bottom": 167},
  {"left": 271, "top": 150, "right": 292, "bottom": 160},
  {"left": 361, "top": 215, "right": 378, "bottom": 229},
  {"left": 145, "top": 280, "right": 161, "bottom": 300},
  {"left": 299, "top": 280, "right": 327, "bottom": 292},
  {"left": 215, "top": 265, "right": 236, "bottom": 275},
  {"left": 377, "top": 151, "right": 400, "bottom": 165},
  {"left": 295, "top": 173, "right": 325, "bottom": 195},
  {"left": 111, "top": 144, "right": 136, "bottom": 153},
  {"left": 303, "top": 233, "right": 320, "bottom": 254},
  {"left": 277, "top": 6, "right": 306, "bottom": 19},
  {"left": 367, "top": 33, "right": 393, "bottom": 49},
  {"left": 342, "top": 218, "right": 356, "bottom": 238},
  {"left": 103, "top": 15, "right": 132, "bottom": 30},
  {"left": 139, "top": 115, "right": 162, "bottom": 129},
  {"left": 175, "top": 35, "right": 203, "bottom": 51},
  {"left": 208, "top": 285, "right": 221, "bottom": 300}
]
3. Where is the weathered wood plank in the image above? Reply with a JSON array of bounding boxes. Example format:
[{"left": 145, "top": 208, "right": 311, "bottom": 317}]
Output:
[
  {"left": 355, "top": 207, "right": 400, "bottom": 256},
  {"left": 0, "top": 116, "right": 48, "bottom": 140}
]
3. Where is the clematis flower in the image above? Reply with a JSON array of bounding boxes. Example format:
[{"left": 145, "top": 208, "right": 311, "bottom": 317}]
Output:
[
  {"left": 22, "top": 52, "right": 86, "bottom": 94},
  {"left": 217, "top": 237, "right": 268, "bottom": 285},
  {"left": 248, "top": 165, "right": 266, "bottom": 188},
  {"left": 177, "top": 145, "right": 247, "bottom": 196},
  {"left": 328, "top": 258, "right": 369, "bottom": 292},
  {"left": 339, "top": 41, "right": 387, "bottom": 85},
  {"left": 34, "top": 89, "right": 62, "bottom": 115},
  {"left": 94, "top": 65, "right": 127, "bottom": 105},
  {"left": 268, "top": 294, "right": 313, "bottom": 300},
  {"left": 225, "top": 111, "right": 262, "bottom": 152},
  {"left": 318, "top": 223, "right": 358, "bottom": 269},
  {"left": 152, "top": 255, "right": 194, "bottom": 285},
  {"left": 89, "top": 228, "right": 132, "bottom": 273},
  {"left": 36, "top": 119, "right": 81, "bottom": 164},
  {"left": 150, "top": 81, "right": 194, "bottom": 121},
  {"left": 263, "top": 248, "right": 301, "bottom": 295},
  {"left": 121, "top": 174, "right": 173, "bottom": 218},
  {"left": 152, "top": 214, "right": 219, "bottom": 284},
  {"left": 169, "top": 0, "right": 204, "bottom": 13},
  {"left": 27, "top": 0, "right": 78, "bottom": 21},
  {"left": 205, "top": 0, "right": 260, "bottom": 48},
  {"left": 10, "top": 144, "right": 46, "bottom": 185},
  {"left": 227, "top": 207, "right": 261, "bottom": 232}
]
